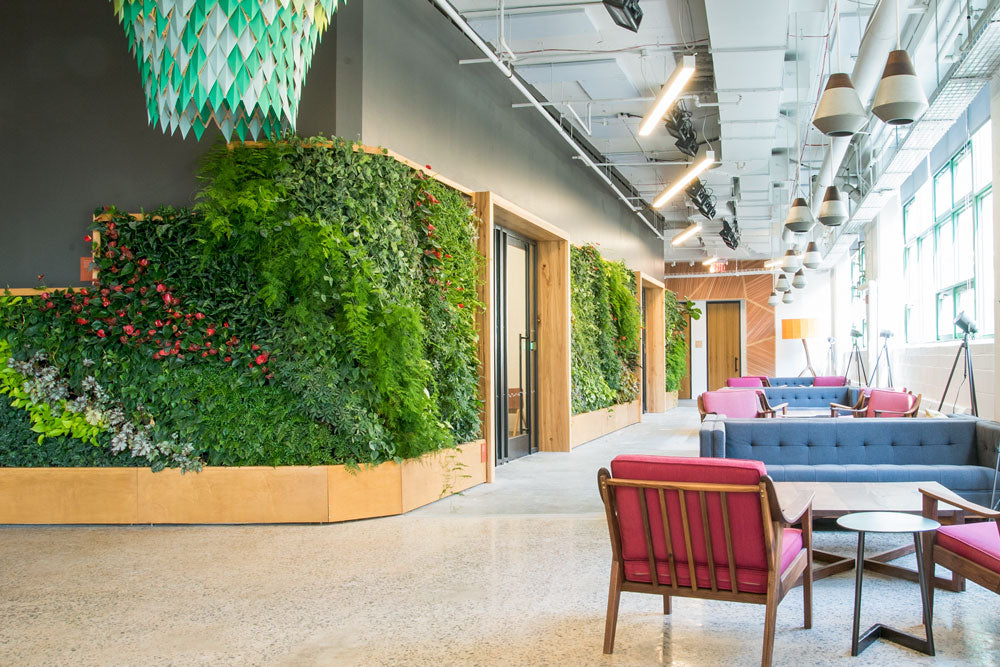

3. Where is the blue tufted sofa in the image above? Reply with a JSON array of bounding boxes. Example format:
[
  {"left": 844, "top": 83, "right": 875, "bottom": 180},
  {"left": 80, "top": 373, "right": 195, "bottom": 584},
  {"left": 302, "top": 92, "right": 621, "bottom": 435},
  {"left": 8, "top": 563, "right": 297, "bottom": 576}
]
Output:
[
  {"left": 763, "top": 385, "right": 862, "bottom": 409},
  {"left": 700, "top": 415, "right": 1000, "bottom": 505},
  {"left": 767, "top": 376, "right": 819, "bottom": 387}
]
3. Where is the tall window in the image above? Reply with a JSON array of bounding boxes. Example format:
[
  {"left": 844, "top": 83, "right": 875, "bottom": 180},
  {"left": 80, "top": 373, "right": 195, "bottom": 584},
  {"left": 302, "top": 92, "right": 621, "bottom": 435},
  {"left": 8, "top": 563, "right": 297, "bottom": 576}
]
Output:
[
  {"left": 903, "top": 120, "right": 993, "bottom": 342},
  {"left": 850, "top": 242, "right": 867, "bottom": 345}
]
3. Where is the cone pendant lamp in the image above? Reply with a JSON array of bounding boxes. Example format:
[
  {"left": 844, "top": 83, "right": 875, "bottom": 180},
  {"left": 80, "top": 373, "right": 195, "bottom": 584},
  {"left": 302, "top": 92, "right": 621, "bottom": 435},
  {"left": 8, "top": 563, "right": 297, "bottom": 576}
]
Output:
[
  {"left": 792, "top": 269, "right": 808, "bottom": 289},
  {"left": 818, "top": 186, "right": 848, "bottom": 226},
  {"left": 813, "top": 74, "right": 866, "bottom": 136},
  {"left": 775, "top": 274, "right": 791, "bottom": 293},
  {"left": 785, "top": 198, "right": 815, "bottom": 233},
  {"left": 781, "top": 249, "right": 801, "bottom": 273},
  {"left": 782, "top": 290, "right": 795, "bottom": 304},
  {"left": 768, "top": 290, "right": 781, "bottom": 306},
  {"left": 872, "top": 49, "right": 927, "bottom": 125},
  {"left": 803, "top": 241, "right": 822, "bottom": 269}
]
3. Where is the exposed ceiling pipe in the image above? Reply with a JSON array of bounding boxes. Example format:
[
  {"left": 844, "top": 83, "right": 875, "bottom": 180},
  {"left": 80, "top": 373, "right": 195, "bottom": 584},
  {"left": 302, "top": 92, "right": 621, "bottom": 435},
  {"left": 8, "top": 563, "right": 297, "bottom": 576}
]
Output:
[
  {"left": 810, "top": 0, "right": 916, "bottom": 214},
  {"left": 429, "top": 0, "right": 665, "bottom": 239}
]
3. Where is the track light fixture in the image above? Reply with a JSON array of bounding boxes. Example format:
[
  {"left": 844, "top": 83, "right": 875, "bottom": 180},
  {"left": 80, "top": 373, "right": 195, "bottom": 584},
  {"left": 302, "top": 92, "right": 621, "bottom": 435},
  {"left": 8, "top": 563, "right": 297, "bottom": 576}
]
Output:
[
  {"left": 638, "top": 55, "right": 695, "bottom": 136},
  {"left": 664, "top": 101, "right": 699, "bottom": 156},
  {"left": 685, "top": 179, "right": 717, "bottom": 220},
  {"left": 603, "top": 0, "right": 644, "bottom": 33},
  {"left": 720, "top": 218, "right": 740, "bottom": 250},
  {"left": 670, "top": 222, "right": 702, "bottom": 246},
  {"left": 653, "top": 151, "right": 715, "bottom": 209}
]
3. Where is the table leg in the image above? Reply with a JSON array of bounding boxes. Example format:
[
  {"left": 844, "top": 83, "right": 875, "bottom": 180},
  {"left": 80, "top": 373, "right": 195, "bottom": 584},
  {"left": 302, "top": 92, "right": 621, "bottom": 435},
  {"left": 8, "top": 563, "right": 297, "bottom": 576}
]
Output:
[
  {"left": 914, "top": 533, "right": 935, "bottom": 656},
  {"left": 851, "top": 531, "right": 865, "bottom": 656}
]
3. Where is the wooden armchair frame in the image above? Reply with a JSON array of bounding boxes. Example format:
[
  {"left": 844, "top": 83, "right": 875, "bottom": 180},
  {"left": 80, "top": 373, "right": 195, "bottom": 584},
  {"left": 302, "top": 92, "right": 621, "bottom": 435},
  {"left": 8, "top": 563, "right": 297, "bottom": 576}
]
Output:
[
  {"left": 598, "top": 470, "right": 813, "bottom": 666},
  {"left": 920, "top": 486, "right": 1000, "bottom": 620}
]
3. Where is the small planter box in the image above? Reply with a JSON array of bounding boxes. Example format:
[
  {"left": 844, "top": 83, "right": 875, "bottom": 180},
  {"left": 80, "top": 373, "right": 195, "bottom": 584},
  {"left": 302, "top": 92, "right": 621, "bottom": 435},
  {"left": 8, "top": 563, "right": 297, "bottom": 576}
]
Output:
[
  {"left": 570, "top": 399, "right": 641, "bottom": 448},
  {"left": 0, "top": 440, "right": 485, "bottom": 525},
  {"left": 665, "top": 390, "right": 679, "bottom": 411}
]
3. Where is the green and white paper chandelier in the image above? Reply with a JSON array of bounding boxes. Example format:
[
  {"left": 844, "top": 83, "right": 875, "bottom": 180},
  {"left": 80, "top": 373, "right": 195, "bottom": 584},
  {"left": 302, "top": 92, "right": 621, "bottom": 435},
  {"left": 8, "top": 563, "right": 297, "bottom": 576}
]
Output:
[{"left": 111, "top": 0, "right": 342, "bottom": 141}]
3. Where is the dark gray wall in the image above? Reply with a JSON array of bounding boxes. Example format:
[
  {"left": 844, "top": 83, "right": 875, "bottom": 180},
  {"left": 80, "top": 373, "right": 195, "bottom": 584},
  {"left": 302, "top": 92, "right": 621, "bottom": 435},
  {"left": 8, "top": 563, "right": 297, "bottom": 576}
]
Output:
[
  {"left": 1, "top": 0, "right": 661, "bottom": 286},
  {"left": 0, "top": 2, "right": 338, "bottom": 287},
  {"left": 354, "top": 0, "right": 664, "bottom": 277}
]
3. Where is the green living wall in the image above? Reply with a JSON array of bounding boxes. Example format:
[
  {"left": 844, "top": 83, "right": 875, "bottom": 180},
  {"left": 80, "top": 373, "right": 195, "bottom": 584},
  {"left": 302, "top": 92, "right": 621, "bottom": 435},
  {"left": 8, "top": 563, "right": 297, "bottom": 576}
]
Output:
[
  {"left": 570, "top": 245, "right": 640, "bottom": 415},
  {"left": 0, "top": 137, "right": 483, "bottom": 470},
  {"left": 664, "top": 290, "right": 700, "bottom": 392}
]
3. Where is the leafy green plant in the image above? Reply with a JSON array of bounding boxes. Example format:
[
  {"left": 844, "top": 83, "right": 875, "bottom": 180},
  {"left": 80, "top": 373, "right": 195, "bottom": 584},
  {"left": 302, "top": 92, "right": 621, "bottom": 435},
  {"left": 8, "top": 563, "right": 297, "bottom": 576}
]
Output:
[
  {"left": 0, "top": 135, "right": 484, "bottom": 469},
  {"left": 664, "top": 290, "right": 701, "bottom": 392},
  {"left": 570, "top": 245, "right": 641, "bottom": 414}
]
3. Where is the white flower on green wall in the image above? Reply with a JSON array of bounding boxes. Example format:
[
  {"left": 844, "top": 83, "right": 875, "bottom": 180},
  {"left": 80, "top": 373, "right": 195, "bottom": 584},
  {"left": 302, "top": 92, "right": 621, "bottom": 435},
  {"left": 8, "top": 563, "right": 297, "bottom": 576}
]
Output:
[{"left": 111, "top": 0, "right": 343, "bottom": 141}]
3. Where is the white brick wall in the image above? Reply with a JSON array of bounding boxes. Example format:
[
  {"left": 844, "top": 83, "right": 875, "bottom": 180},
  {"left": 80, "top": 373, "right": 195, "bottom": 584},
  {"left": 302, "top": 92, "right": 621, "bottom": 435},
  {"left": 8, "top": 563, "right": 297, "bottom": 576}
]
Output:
[{"left": 892, "top": 340, "right": 995, "bottom": 418}]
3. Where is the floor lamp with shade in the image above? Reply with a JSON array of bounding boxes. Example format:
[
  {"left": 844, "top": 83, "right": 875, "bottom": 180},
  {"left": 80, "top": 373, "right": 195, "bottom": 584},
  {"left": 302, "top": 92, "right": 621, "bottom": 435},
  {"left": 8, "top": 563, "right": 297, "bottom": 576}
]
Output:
[{"left": 782, "top": 317, "right": 819, "bottom": 377}]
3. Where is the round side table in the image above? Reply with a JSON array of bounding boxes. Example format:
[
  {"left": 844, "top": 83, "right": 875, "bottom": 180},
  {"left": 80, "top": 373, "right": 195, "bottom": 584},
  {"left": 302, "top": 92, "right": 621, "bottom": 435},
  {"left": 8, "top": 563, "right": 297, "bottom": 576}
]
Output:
[{"left": 836, "top": 511, "right": 940, "bottom": 657}]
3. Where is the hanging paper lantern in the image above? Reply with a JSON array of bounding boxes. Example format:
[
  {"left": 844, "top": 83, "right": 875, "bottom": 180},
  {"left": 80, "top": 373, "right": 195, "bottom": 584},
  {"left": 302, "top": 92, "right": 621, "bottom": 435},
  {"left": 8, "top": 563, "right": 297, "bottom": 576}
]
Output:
[{"left": 111, "top": 0, "right": 343, "bottom": 141}]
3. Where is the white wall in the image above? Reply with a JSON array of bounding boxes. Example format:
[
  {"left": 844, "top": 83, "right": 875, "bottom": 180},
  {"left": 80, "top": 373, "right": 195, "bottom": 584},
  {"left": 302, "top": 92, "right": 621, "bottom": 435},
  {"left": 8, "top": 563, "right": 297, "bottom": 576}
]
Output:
[
  {"left": 773, "top": 270, "right": 835, "bottom": 376},
  {"left": 690, "top": 299, "right": 708, "bottom": 396}
]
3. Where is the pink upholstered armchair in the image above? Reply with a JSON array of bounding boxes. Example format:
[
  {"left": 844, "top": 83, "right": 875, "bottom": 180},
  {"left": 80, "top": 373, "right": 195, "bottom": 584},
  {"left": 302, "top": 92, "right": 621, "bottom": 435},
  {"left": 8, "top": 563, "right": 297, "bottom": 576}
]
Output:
[
  {"left": 920, "top": 486, "right": 1000, "bottom": 618},
  {"left": 813, "top": 375, "right": 847, "bottom": 387},
  {"left": 698, "top": 390, "right": 786, "bottom": 421},
  {"left": 727, "top": 377, "right": 765, "bottom": 388},
  {"left": 831, "top": 388, "right": 921, "bottom": 418},
  {"left": 598, "top": 456, "right": 813, "bottom": 666}
]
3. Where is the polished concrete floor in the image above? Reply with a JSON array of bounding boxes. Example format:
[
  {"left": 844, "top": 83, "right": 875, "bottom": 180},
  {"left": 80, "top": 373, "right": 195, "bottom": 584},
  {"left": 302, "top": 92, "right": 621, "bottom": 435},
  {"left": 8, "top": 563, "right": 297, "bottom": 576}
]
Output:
[{"left": 1, "top": 406, "right": 998, "bottom": 666}]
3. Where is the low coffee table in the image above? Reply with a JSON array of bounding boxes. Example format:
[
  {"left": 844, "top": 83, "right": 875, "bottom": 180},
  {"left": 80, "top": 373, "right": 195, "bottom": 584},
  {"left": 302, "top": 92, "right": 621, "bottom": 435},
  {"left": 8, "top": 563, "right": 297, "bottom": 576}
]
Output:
[{"left": 774, "top": 480, "right": 965, "bottom": 590}]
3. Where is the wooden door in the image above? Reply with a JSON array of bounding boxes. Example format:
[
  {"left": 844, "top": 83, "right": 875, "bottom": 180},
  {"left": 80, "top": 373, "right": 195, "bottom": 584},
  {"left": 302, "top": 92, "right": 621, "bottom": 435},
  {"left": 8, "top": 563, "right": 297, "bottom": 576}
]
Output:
[
  {"left": 679, "top": 313, "right": 692, "bottom": 399},
  {"left": 707, "top": 301, "right": 741, "bottom": 391}
]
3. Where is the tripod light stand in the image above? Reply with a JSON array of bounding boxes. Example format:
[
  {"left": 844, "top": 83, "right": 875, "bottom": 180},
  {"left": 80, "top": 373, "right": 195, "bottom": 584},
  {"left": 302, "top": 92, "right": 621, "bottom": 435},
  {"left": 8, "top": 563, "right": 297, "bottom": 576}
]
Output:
[
  {"left": 844, "top": 327, "right": 867, "bottom": 385},
  {"left": 869, "top": 330, "right": 894, "bottom": 387},
  {"left": 938, "top": 312, "right": 979, "bottom": 417}
]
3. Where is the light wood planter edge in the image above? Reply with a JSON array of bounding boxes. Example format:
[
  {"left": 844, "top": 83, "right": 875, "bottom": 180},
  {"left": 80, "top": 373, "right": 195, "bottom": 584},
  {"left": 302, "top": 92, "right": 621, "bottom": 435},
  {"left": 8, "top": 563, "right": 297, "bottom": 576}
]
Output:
[
  {"left": 569, "top": 400, "right": 641, "bottom": 448},
  {"left": 0, "top": 440, "right": 485, "bottom": 525}
]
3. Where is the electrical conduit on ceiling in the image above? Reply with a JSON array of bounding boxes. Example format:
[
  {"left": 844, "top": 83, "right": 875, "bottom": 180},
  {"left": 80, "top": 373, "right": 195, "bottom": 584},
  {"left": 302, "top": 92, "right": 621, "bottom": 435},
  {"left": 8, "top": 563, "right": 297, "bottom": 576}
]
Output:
[{"left": 429, "top": 0, "right": 665, "bottom": 239}]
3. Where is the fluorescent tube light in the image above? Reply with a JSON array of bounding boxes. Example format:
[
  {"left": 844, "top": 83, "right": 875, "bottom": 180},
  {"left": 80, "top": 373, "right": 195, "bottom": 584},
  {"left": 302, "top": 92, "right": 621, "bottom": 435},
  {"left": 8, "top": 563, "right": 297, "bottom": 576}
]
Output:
[
  {"left": 763, "top": 258, "right": 783, "bottom": 269},
  {"left": 702, "top": 256, "right": 719, "bottom": 266},
  {"left": 638, "top": 56, "right": 696, "bottom": 136},
  {"left": 670, "top": 223, "right": 702, "bottom": 246},
  {"left": 652, "top": 150, "right": 715, "bottom": 209}
]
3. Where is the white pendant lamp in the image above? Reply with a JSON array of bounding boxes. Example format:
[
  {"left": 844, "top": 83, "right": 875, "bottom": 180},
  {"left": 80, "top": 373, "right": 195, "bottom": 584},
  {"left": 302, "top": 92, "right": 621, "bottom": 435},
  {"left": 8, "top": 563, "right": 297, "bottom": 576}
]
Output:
[
  {"left": 818, "top": 186, "right": 848, "bottom": 226},
  {"left": 781, "top": 249, "right": 801, "bottom": 272},
  {"left": 785, "top": 197, "right": 815, "bottom": 233},
  {"left": 872, "top": 2, "right": 927, "bottom": 125},
  {"left": 803, "top": 241, "right": 822, "bottom": 269},
  {"left": 872, "top": 50, "right": 927, "bottom": 125},
  {"left": 775, "top": 273, "right": 791, "bottom": 293},
  {"left": 782, "top": 290, "right": 795, "bottom": 304},
  {"left": 767, "top": 290, "right": 780, "bottom": 306},
  {"left": 813, "top": 73, "right": 867, "bottom": 137},
  {"left": 792, "top": 269, "right": 808, "bottom": 289}
]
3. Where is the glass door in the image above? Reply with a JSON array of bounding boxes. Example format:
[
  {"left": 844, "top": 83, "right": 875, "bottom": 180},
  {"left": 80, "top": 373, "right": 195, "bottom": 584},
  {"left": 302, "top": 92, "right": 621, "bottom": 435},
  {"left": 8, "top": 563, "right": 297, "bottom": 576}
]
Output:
[{"left": 494, "top": 227, "right": 537, "bottom": 464}]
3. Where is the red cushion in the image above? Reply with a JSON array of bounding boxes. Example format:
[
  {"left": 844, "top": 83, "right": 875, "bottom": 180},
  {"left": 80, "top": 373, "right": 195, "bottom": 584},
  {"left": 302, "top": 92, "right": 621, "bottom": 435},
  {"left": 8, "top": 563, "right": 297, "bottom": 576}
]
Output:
[
  {"left": 610, "top": 456, "right": 773, "bottom": 588},
  {"left": 936, "top": 521, "right": 1000, "bottom": 574},
  {"left": 866, "top": 389, "right": 913, "bottom": 417},
  {"left": 727, "top": 377, "right": 764, "bottom": 388},
  {"left": 813, "top": 375, "right": 846, "bottom": 387},
  {"left": 623, "top": 528, "right": 802, "bottom": 594},
  {"left": 701, "top": 390, "right": 760, "bottom": 418}
]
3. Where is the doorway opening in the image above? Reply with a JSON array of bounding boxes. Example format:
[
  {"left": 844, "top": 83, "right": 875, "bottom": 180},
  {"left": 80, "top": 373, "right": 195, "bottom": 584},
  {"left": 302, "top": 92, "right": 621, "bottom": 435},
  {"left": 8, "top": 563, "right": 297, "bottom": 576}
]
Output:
[
  {"left": 706, "top": 301, "right": 742, "bottom": 391},
  {"left": 494, "top": 227, "right": 538, "bottom": 464}
]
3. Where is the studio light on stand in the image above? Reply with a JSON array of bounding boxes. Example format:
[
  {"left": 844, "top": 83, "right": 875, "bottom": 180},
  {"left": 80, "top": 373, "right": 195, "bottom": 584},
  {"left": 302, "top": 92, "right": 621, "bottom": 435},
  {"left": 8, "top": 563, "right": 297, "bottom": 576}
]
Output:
[
  {"left": 826, "top": 337, "right": 837, "bottom": 375},
  {"left": 938, "top": 311, "right": 979, "bottom": 417},
  {"left": 869, "top": 329, "right": 895, "bottom": 388},
  {"left": 844, "top": 326, "right": 868, "bottom": 386}
]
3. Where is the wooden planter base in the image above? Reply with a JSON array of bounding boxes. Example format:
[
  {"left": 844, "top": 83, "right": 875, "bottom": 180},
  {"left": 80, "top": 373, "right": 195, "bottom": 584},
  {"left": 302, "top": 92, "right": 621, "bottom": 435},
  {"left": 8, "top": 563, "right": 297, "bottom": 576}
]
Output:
[
  {"left": 0, "top": 440, "right": 485, "bottom": 525},
  {"left": 570, "top": 400, "right": 641, "bottom": 448}
]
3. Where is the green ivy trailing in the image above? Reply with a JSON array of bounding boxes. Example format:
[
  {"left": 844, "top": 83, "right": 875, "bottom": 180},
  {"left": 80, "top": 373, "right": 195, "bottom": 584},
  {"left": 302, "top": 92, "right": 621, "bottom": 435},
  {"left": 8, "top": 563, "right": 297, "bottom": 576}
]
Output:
[
  {"left": 0, "top": 136, "right": 483, "bottom": 469},
  {"left": 570, "top": 245, "right": 640, "bottom": 414},
  {"left": 664, "top": 290, "right": 701, "bottom": 392}
]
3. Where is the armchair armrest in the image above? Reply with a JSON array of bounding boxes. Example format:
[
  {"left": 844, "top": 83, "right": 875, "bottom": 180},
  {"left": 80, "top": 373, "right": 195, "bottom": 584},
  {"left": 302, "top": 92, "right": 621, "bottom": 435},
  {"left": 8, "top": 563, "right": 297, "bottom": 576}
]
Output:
[
  {"left": 873, "top": 408, "right": 907, "bottom": 417},
  {"left": 920, "top": 486, "right": 1000, "bottom": 520},
  {"left": 763, "top": 477, "right": 814, "bottom": 525},
  {"left": 830, "top": 402, "right": 863, "bottom": 417}
]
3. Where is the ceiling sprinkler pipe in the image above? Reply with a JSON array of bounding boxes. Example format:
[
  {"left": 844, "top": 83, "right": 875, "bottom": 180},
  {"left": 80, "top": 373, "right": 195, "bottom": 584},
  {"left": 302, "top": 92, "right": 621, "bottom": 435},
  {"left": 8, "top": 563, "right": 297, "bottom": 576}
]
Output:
[{"left": 431, "top": 0, "right": 665, "bottom": 239}]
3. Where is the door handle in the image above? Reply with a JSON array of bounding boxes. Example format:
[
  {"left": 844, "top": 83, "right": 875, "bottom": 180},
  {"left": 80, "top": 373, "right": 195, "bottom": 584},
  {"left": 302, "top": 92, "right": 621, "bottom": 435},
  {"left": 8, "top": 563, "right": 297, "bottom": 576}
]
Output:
[{"left": 734, "top": 356, "right": 739, "bottom": 373}]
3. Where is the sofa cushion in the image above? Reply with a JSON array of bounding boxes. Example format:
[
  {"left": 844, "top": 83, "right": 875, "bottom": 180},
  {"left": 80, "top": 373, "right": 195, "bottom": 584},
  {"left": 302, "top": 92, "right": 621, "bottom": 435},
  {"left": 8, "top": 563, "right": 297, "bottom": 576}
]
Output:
[
  {"left": 769, "top": 377, "right": 814, "bottom": 387},
  {"left": 936, "top": 521, "right": 1000, "bottom": 574},
  {"left": 814, "top": 376, "right": 847, "bottom": 387},
  {"left": 728, "top": 377, "right": 764, "bottom": 388},
  {"left": 763, "top": 386, "right": 853, "bottom": 407},
  {"left": 623, "top": 528, "right": 802, "bottom": 594}
]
